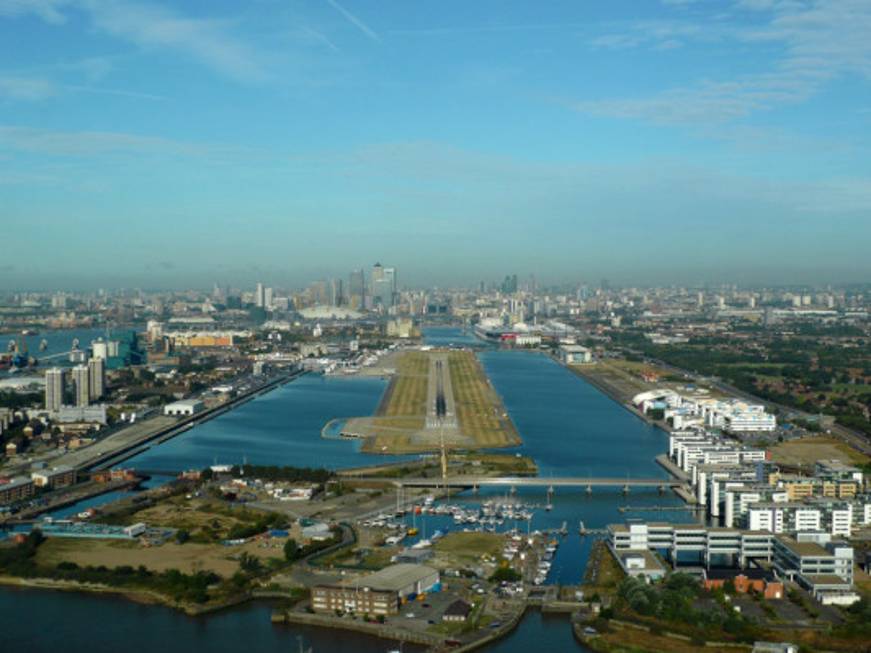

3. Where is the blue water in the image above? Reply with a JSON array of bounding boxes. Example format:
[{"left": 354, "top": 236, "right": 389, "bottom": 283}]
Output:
[
  {"left": 3, "top": 326, "right": 136, "bottom": 369},
  {"left": 421, "top": 325, "right": 483, "bottom": 348},
  {"left": 0, "top": 588, "right": 423, "bottom": 653},
  {"left": 479, "top": 349, "right": 668, "bottom": 478},
  {"left": 1, "top": 326, "right": 698, "bottom": 651},
  {"left": 124, "top": 374, "right": 406, "bottom": 472}
]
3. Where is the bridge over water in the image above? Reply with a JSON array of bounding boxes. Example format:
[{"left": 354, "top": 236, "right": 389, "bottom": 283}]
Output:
[{"left": 388, "top": 476, "right": 685, "bottom": 490}]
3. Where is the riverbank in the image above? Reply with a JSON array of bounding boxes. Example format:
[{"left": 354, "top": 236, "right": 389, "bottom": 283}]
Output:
[
  {"left": 0, "top": 574, "right": 250, "bottom": 616},
  {"left": 92, "top": 369, "right": 306, "bottom": 471},
  {"left": 556, "top": 358, "right": 668, "bottom": 431}
]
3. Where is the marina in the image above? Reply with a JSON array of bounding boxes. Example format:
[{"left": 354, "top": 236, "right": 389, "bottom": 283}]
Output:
[{"left": 0, "top": 328, "right": 696, "bottom": 652}]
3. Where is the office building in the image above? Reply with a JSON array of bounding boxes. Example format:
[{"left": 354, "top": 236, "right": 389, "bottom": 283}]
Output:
[
  {"left": 608, "top": 521, "right": 859, "bottom": 605},
  {"left": 348, "top": 269, "right": 365, "bottom": 309},
  {"left": 45, "top": 367, "right": 64, "bottom": 412},
  {"left": 255, "top": 282, "right": 265, "bottom": 308},
  {"left": 328, "top": 278, "right": 343, "bottom": 306},
  {"left": 72, "top": 365, "right": 90, "bottom": 407},
  {"left": 371, "top": 263, "right": 397, "bottom": 309},
  {"left": 312, "top": 564, "right": 439, "bottom": 615},
  {"left": 88, "top": 356, "right": 105, "bottom": 399}
]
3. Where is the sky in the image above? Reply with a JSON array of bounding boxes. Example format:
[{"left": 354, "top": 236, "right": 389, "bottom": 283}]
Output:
[{"left": 2, "top": 0, "right": 871, "bottom": 290}]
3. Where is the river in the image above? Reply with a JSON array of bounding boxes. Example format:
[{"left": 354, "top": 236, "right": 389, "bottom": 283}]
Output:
[{"left": 1, "top": 327, "right": 696, "bottom": 651}]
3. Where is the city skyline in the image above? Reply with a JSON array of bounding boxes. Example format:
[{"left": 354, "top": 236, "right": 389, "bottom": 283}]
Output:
[{"left": 4, "top": 0, "right": 871, "bottom": 289}]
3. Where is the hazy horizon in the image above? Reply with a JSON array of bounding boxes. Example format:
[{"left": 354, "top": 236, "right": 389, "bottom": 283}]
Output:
[{"left": 4, "top": 0, "right": 871, "bottom": 290}]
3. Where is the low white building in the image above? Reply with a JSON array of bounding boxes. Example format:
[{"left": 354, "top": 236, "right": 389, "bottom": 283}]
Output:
[
  {"left": 559, "top": 344, "right": 592, "bottom": 364},
  {"left": 163, "top": 399, "right": 204, "bottom": 417}
]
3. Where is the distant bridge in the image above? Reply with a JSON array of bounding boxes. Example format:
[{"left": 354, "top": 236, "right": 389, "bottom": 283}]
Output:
[{"left": 386, "top": 476, "right": 685, "bottom": 490}]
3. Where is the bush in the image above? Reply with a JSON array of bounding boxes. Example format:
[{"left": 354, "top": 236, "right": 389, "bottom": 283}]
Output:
[
  {"left": 283, "top": 538, "right": 300, "bottom": 562},
  {"left": 489, "top": 567, "right": 522, "bottom": 583}
]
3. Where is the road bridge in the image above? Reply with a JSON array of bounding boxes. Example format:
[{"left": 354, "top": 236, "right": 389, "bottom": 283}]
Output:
[{"left": 386, "top": 476, "right": 685, "bottom": 490}]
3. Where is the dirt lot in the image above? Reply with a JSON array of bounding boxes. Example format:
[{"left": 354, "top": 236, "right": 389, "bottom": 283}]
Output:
[
  {"left": 768, "top": 436, "right": 870, "bottom": 466},
  {"left": 35, "top": 536, "right": 285, "bottom": 576}
]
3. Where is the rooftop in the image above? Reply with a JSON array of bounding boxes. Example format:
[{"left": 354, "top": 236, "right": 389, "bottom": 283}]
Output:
[
  {"left": 776, "top": 536, "right": 828, "bottom": 557},
  {"left": 342, "top": 564, "right": 437, "bottom": 592}
]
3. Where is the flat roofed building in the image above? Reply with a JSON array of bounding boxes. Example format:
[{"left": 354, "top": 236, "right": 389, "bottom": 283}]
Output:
[
  {"left": 559, "top": 344, "right": 593, "bottom": 364},
  {"left": 0, "top": 476, "right": 35, "bottom": 505},
  {"left": 311, "top": 564, "right": 439, "bottom": 616},
  {"left": 613, "top": 548, "right": 666, "bottom": 580},
  {"left": 31, "top": 465, "right": 76, "bottom": 489},
  {"left": 163, "top": 399, "right": 204, "bottom": 416}
]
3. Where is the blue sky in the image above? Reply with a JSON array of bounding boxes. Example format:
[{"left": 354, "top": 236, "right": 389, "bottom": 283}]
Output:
[{"left": 2, "top": 0, "right": 870, "bottom": 289}]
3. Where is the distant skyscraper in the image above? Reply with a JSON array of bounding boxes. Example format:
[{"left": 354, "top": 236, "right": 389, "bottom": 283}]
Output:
[
  {"left": 328, "top": 278, "right": 343, "bottom": 306},
  {"left": 501, "top": 275, "right": 518, "bottom": 294},
  {"left": 371, "top": 263, "right": 397, "bottom": 308},
  {"left": 349, "top": 269, "right": 366, "bottom": 309},
  {"left": 72, "top": 365, "right": 90, "bottom": 407},
  {"left": 45, "top": 367, "right": 64, "bottom": 412},
  {"left": 264, "top": 287, "right": 273, "bottom": 310},
  {"left": 255, "top": 282, "right": 265, "bottom": 308},
  {"left": 88, "top": 357, "right": 105, "bottom": 399}
]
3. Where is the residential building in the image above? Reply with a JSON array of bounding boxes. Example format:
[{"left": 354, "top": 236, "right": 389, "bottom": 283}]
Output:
[
  {"left": 45, "top": 367, "right": 64, "bottom": 412},
  {"left": 88, "top": 356, "right": 104, "bottom": 399},
  {"left": 31, "top": 465, "right": 76, "bottom": 489},
  {"left": 72, "top": 364, "right": 90, "bottom": 407},
  {"left": 0, "top": 476, "right": 35, "bottom": 505}
]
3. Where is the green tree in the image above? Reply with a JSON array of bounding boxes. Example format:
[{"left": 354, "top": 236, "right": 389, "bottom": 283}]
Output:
[{"left": 283, "top": 538, "right": 300, "bottom": 562}]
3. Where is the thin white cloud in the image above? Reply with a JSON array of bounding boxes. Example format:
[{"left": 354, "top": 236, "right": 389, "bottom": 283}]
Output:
[
  {"left": 578, "top": 0, "right": 871, "bottom": 125},
  {"left": 0, "top": 75, "right": 56, "bottom": 100},
  {"left": 63, "top": 84, "right": 167, "bottom": 101},
  {"left": 0, "top": 124, "right": 236, "bottom": 157},
  {"left": 79, "top": 0, "right": 269, "bottom": 83},
  {"left": 326, "top": 0, "right": 380, "bottom": 43},
  {"left": 2, "top": 0, "right": 269, "bottom": 83},
  {"left": 291, "top": 26, "right": 340, "bottom": 53},
  {"left": 0, "top": 0, "right": 69, "bottom": 24}
]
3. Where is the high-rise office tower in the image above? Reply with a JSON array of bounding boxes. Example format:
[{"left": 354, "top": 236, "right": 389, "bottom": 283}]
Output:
[
  {"left": 328, "top": 278, "right": 343, "bottom": 306},
  {"left": 45, "top": 367, "right": 64, "bottom": 412},
  {"left": 349, "top": 269, "right": 365, "bottom": 309},
  {"left": 264, "top": 287, "right": 273, "bottom": 310},
  {"left": 255, "top": 282, "right": 265, "bottom": 307},
  {"left": 72, "top": 365, "right": 90, "bottom": 407},
  {"left": 88, "top": 357, "right": 105, "bottom": 400},
  {"left": 371, "top": 263, "right": 397, "bottom": 308}
]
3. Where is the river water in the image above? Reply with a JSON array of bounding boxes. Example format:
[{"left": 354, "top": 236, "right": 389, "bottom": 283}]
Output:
[{"left": 2, "top": 327, "right": 696, "bottom": 652}]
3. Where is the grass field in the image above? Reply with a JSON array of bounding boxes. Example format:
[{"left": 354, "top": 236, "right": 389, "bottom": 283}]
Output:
[
  {"left": 35, "top": 536, "right": 284, "bottom": 576},
  {"left": 347, "top": 349, "right": 520, "bottom": 454},
  {"left": 448, "top": 351, "right": 520, "bottom": 448},
  {"left": 435, "top": 532, "right": 503, "bottom": 562},
  {"left": 768, "top": 436, "right": 870, "bottom": 466}
]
